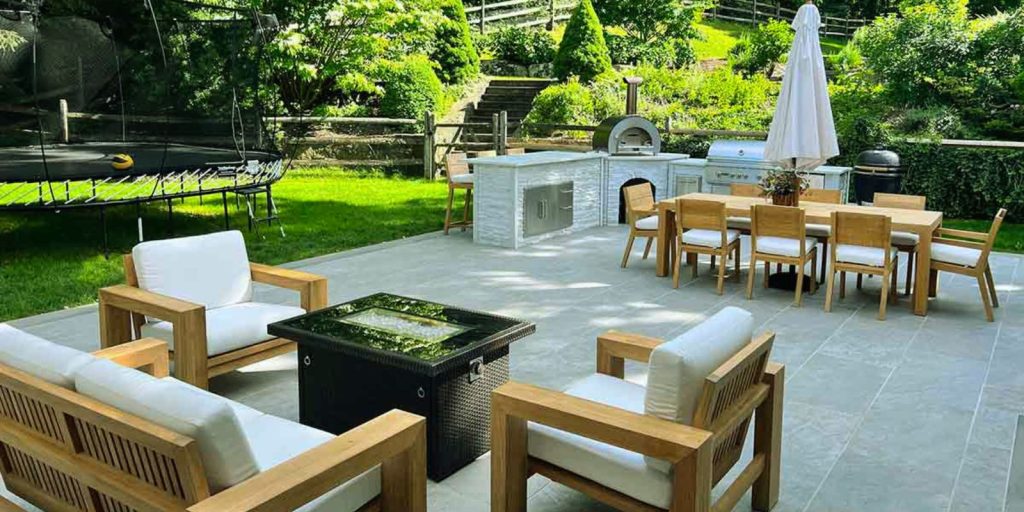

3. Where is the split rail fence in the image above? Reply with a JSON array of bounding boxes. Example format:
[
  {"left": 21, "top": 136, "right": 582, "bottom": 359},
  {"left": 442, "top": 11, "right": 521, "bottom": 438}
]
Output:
[
  {"left": 464, "top": 0, "right": 576, "bottom": 32},
  {"left": 702, "top": 0, "right": 868, "bottom": 38}
]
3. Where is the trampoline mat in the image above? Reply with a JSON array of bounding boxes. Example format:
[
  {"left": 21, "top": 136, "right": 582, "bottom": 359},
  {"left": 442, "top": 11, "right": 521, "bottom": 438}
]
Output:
[{"left": 0, "top": 142, "right": 281, "bottom": 182}]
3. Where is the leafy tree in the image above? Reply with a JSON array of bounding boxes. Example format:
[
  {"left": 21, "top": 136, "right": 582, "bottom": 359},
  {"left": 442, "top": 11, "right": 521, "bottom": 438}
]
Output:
[
  {"left": 430, "top": 0, "right": 479, "bottom": 84},
  {"left": 377, "top": 55, "right": 443, "bottom": 118},
  {"left": 729, "top": 19, "right": 794, "bottom": 77},
  {"left": 486, "top": 26, "right": 556, "bottom": 66},
  {"left": 591, "top": 0, "right": 706, "bottom": 68},
  {"left": 553, "top": 0, "right": 612, "bottom": 82}
]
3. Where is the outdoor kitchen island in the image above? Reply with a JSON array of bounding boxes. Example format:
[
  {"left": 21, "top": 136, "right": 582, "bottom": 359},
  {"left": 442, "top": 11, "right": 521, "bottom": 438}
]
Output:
[{"left": 470, "top": 151, "right": 606, "bottom": 248}]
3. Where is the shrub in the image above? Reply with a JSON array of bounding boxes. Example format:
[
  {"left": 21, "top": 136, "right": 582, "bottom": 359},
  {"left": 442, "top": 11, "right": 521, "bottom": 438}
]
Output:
[
  {"left": 605, "top": 33, "right": 675, "bottom": 67},
  {"left": 430, "top": 0, "right": 480, "bottom": 84},
  {"left": 487, "top": 26, "right": 556, "bottom": 66},
  {"left": 376, "top": 55, "right": 443, "bottom": 118},
  {"left": 728, "top": 19, "right": 793, "bottom": 77},
  {"left": 553, "top": 0, "right": 612, "bottom": 82},
  {"left": 523, "top": 78, "right": 595, "bottom": 127}
]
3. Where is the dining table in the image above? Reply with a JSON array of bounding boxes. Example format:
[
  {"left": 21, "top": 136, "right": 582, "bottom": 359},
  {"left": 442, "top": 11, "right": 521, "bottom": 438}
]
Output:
[{"left": 654, "top": 193, "right": 944, "bottom": 316}]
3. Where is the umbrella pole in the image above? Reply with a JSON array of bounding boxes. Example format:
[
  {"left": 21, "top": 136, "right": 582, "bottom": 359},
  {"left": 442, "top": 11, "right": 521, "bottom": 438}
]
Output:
[{"left": 792, "top": 157, "right": 800, "bottom": 206}]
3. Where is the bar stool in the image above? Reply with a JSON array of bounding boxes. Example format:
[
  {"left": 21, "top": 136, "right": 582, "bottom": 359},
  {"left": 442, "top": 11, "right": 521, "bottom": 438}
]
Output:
[
  {"left": 444, "top": 152, "right": 474, "bottom": 234},
  {"left": 824, "top": 211, "right": 899, "bottom": 320},
  {"left": 621, "top": 183, "right": 658, "bottom": 268},
  {"left": 674, "top": 198, "right": 741, "bottom": 294},
  {"left": 873, "top": 192, "right": 927, "bottom": 295},
  {"left": 747, "top": 204, "right": 818, "bottom": 305}
]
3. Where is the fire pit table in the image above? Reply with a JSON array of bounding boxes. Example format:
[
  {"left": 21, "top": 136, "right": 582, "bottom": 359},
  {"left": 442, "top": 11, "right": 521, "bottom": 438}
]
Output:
[{"left": 268, "top": 293, "right": 535, "bottom": 481}]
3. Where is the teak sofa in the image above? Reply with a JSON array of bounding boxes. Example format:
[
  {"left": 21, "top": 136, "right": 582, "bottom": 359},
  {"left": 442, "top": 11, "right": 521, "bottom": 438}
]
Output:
[
  {"left": 491, "top": 307, "right": 783, "bottom": 512},
  {"left": 0, "top": 324, "right": 426, "bottom": 512},
  {"left": 98, "top": 230, "right": 328, "bottom": 389}
]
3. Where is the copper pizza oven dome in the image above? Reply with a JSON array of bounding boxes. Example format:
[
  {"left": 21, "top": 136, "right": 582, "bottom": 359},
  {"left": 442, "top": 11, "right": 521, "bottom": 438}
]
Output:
[{"left": 592, "top": 115, "right": 661, "bottom": 156}]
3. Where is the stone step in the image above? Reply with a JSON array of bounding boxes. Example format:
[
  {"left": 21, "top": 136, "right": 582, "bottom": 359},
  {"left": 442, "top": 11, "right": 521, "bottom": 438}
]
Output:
[
  {"left": 488, "top": 79, "right": 555, "bottom": 88},
  {"left": 476, "top": 100, "right": 534, "bottom": 110}
]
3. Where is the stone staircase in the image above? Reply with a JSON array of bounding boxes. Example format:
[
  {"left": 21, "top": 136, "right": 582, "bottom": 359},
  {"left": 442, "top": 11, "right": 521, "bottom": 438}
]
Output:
[{"left": 461, "top": 78, "right": 554, "bottom": 147}]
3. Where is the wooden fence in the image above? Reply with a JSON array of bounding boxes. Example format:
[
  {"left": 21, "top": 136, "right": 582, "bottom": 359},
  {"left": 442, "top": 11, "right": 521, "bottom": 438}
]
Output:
[
  {"left": 464, "top": 0, "right": 576, "bottom": 32},
  {"left": 702, "top": 0, "right": 868, "bottom": 38}
]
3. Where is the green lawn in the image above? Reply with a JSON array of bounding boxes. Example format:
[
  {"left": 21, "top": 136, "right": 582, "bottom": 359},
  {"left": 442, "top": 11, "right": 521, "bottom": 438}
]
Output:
[
  {"left": 944, "top": 219, "right": 1024, "bottom": 254},
  {"left": 0, "top": 168, "right": 449, "bottom": 322},
  {"left": 693, "top": 19, "right": 848, "bottom": 61}
]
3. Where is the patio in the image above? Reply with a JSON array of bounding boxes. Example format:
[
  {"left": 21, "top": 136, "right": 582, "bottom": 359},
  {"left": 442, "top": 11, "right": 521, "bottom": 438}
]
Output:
[{"left": 5, "top": 225, "right": 1022, "bottom": 512}]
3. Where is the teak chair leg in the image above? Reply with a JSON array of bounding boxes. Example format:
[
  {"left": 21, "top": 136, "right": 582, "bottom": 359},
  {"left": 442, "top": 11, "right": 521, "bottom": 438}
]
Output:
[
  {"left": 462, "top": 188, "right": 472, "bottom": 231},
  {"left": 985, "top": 266, "right": 999, "bottom": 308},
  {"left": 733, "top": 245, "right": 741, "bottom": 282},
  {"left": 443, "top": 187, "right": 455, "bottom": 235},
  {"left": 904, "top": 251, "right": 915, "bottom": 296},
  {"left": 839, "top": 271, "right": 847, "bottom": 299},
  {"left": 622, "top": 234, "right": 636, "bottom": 268},
  {"left": 673, "top": 241, "right": 683, "bottom": 289},
  {"left": 810, "top": 252, "right": 818, "bottom": 294},
  {"left": 878, "top": 272, "right": 891, "bottom": 321},
  {"left": 824, "top": 266, "right": 837, "bottom": 312},
  {"left": 752, "top": 364, "right": 784, "bottom": 511},
  {"left": 711, "top": 254, "right": 717, "bottom": 272},
  {"left": 856, "top": 273, "right": 863, "bottom": 290},
  {"left": 643, "top": 238, "right": 654, "bottom": 260},
  {"left": 491, "top": 408, "right": 528, "bottom": 512},
  {"left": 690, "top": 253, "right": 699, "bottom": 279},
  {"left": 747, "top": 255, "right": 758, "bottom": 299},
  {"left": 978, "top": 273, "right": 995, "bottom": 322},
  {"left": 763, "top": 261, "right": 770, "bottom": 288},
  {"left": 819, "top": 240, "right": 828, "bottom": 284},
  {"left": 716, "top": 250, "right": 727, "bottom": 295},
  {"left": 794, "top": 263, "right": 805, "bottom": 307},
  {"left": 173, "top": 309, "right": 210, "bottom": 389}
]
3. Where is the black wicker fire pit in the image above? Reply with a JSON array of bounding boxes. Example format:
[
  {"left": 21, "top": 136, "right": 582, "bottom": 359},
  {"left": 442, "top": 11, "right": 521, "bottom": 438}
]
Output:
[{"left": 269, "top": 293, "right": 535, "bottom": 481}]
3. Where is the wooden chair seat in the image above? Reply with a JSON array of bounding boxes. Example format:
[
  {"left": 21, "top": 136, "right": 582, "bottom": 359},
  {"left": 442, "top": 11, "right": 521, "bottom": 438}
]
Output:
[
  {"left": 928, "top": 208, "right": 1006, "bottom": 321},
  {"left": 824, "top": 211, "right": 899, "bottom": 320},
  {"left": 674, "top": 199, "right": 742, "bottom": 294},
  {"left": 747, "top": 204, "right": 818, "bottom": 306}
]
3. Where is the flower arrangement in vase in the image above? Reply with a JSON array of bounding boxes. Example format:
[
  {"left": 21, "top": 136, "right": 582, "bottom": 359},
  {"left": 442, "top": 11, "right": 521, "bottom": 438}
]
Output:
[{"left": 759, "top": 169, "right": 809, "bottom": 206}]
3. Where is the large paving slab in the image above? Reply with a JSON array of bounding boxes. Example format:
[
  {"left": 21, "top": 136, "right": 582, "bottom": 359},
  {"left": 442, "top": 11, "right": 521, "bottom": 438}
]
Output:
[{"left": 4, "top": 226, "right": 1022, "bottom": 511}]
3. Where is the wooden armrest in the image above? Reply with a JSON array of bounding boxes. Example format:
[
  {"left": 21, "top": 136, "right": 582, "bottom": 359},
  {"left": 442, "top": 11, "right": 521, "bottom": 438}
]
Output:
[
  {"left": 92, "top": 338, "right": 170, "bottom": 377},
  {"left": 249, "top": 263, "right": 328, "bottom": 311},
  {"left": 493, "top": 381, "right": 710, "bottom": 462},
  {"left": 188, "top": 409, "right": 426, "bottom": 512},
  {"left": 596, "top": 330, "right": 663, "bottom": 378},
  {"left": 99, "top": 285, "right": 203, "bottom": 321},
  {"left": 933, "top": 238, "right": 985, "bottom": 251},
  {"left": 936, "top": 227, "right": 988, "bottom": 241}
]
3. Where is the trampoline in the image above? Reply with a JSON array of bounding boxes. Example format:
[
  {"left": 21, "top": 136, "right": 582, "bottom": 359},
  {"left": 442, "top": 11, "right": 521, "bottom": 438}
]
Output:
[{"left": 0, "top": 0, "right": 284, "bottom": 250}]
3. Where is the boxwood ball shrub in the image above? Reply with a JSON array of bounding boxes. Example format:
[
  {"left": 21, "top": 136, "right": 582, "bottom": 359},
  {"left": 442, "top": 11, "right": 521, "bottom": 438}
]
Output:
[
  {"left": 729, "top": 19, "right": 794, "bottom": 77},
  {"left": 487, "top": 26, "right": 556, "bottom": 66},
  {"left": 431, "top": 0, "right": 480, "bottom": 84},
  {"left": 553, "top": 0, "right": 612, "bottom": 82},
  {"left": 377, "top": 56, "right": 444, "bottom": 119}
]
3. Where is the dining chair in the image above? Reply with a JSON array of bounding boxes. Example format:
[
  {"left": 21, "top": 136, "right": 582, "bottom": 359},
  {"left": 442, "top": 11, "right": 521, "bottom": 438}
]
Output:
[
  {"left": 801, "top": 188, "right": 842, "bottom": 283},
  {"left": 505, "top": 147, "right": 526, "bottom": 155},
  {"left": 621, "top": 183, "right": 659, "bottom": 268},
  {"left": 930, "top": 208, "right": 1006, "bottom": 321},
  {"left": 747, "top": 204, "right": 818, "bottom": 305},
  {"left": 824, "top": 211, "right": 899, "bottom": 320},
  {"left": 873, "top": 192, "right": 927, "bottom": 295},
  {"left": 674, "top": 198, "right": 741, "bottom": 294},
  {"left": 727, "top": 183, "right": 764, "bottom": 233},
  {"left": 444, "top": 152, "right": 474, "bottom": 235}
]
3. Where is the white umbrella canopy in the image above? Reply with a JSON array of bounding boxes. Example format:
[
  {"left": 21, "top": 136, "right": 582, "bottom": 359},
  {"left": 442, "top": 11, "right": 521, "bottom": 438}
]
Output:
[{"left": 763, "top": 1, "right": 839, "bottom": 170}]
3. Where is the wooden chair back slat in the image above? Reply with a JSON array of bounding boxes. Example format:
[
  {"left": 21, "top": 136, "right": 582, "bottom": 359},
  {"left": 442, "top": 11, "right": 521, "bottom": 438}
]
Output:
[
  {"left": 676, "top": 199, "right": 727, "bottom": 232},
  {"left": 730, "top": 184, "right": 763, "bottom": 198},
  {"left": 622, "top": 183, "right": 655, "bottom": 226},
  {"left": 751, "top": 204, "right": 805, "bottom": 240},
  {"left": 832, "top": 211, "right": 891, "bottom": 249},
  {"left": 691, "top": 332, "right": 775, "bottom": 485},
  {"left": 802, "top": 188, "right": 841, "bottom": 204},
  {"left": 445, "top": 152, "right": 470, "bottom": 183},
  {"left": 981, "top": 208, "right": 1008, "bottom": 262},
  {"left": 872, "top": 192, "right": 926, "bottom": 210},
  {"left": 0, "top": 364, "right": 209, "bottom": 511}
]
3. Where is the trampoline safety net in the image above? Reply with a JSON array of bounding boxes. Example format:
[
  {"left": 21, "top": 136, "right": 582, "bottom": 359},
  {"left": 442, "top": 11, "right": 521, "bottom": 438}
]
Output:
[{"left": 0, "top": 0, "right": 283, "bottom": 209}]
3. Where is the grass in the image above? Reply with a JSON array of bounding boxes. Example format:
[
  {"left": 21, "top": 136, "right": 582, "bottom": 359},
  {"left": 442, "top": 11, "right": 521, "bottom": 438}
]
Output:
[
  {"left": 693, "top": 19, "right": 848, "bottom": 61},
  {"left": 0, "top": 168, "right": 449, "bottom": 322},
  {"left": 944, "top": 219, "right": 1024, "bottom": 254}
]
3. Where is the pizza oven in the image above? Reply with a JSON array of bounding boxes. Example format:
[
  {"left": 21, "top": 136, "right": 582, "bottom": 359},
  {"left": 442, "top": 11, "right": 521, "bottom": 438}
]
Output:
[{"left": 591, "top": 76, "right": 660, "bottom": 156}]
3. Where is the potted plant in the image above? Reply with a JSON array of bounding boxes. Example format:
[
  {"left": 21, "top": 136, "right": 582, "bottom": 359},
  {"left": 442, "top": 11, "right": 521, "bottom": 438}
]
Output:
[{"left": 759, "top": 169, "right": 808, "bottom": 206}]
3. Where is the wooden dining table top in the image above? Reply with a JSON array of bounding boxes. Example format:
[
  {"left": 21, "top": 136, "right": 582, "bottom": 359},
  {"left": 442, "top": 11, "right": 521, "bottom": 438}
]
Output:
[{"left": 658, "top": 193, "right": 943, "bottom": 231}]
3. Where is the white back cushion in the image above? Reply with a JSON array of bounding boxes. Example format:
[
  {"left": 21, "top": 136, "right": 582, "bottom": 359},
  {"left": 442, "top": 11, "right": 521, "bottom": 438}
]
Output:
[
  {"left": 643, "top": 307, "right": 753, "bottom": 472},
  {"left": 0, "top": 324, "right": 95, "bottom": 389},
  {"left": 75, "top": 359, "right": 259, "bottom": 492},
  {"left": 132, "top": 230, "right": 252, "bottom": 309}
]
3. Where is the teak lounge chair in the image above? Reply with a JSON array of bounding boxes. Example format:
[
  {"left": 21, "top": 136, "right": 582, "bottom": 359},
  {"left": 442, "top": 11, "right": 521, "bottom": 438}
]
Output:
[
  {"left": 930, "top": 208, "right": 1007, "bottom": 321},
  {"left": 98, "top": 230, "right": 328, "bottom": 389},
  {"left": 491, "top": 307, "right": 783, "bottom": 512},
  {"left": 0, "top": 324, "right": 426, "bottom": 512}
]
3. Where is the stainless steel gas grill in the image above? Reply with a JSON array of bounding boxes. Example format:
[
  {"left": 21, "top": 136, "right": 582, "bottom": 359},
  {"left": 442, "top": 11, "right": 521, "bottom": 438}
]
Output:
[{"left": 703, "top": 140, "right": 778, "bottom": 194}]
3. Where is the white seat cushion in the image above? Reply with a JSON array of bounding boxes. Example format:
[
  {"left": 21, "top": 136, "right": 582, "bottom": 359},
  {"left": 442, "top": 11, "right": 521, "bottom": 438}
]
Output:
[
  {"left": 528, "top": 374, "right": 672, "bottom": 509},
  {"left": 835, "top": 244, "right": 897, "bottom": 267},
  {"left": 644, "top": 306, "right": 753, "bottom": 472},
  {"left": 891, "top": 231, "right": 920, "bottom": 246},
  {"left": 133, "top": 230, "right": 253, "bottom": 310},
  {"left": 681, "top": 229, "right": 740, "bottom": 248},
  {"left": 726, "top": 216, "right": 751, "bottom": 230},
  {"left": 0, "top": 324, "right": 95, "bottom": 389},
  {"left": 755, "top": 236, "right": 818, "bottom": 258},
  {"left": 75, "top": 359, "right": 259, "bottom": 492},
  {"left": 805, "top": 223, "right": 831, "bottom": 238},
  {"left": 242, "top": 413, "right": 380, "bottom": 512},
  {"left": 931, "top": 242, "right": 981, "bottom": 267},
  {"left": 635, "top": 215, "right": 659, "bottom": 230},
  {"left": 451, "top": 173, "right": 474, "bottom": 184},
  {"left": 142, "top": 302, "right": 306, "bottom": 356}
]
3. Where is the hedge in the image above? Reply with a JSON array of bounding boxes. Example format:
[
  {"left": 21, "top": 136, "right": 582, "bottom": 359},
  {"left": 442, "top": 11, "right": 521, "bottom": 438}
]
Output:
[{"left": 662, "top": 134, "right": 1024, "bottom": 221}]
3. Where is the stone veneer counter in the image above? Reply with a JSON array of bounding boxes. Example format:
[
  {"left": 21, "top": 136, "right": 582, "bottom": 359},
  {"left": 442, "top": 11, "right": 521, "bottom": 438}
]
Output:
[{"left": 469, "top": 151, "right": 605, "bottom": 248}]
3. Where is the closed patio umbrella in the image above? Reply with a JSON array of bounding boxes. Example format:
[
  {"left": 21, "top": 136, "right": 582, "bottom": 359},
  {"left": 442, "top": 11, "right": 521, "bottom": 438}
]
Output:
[{"left": 763, "top": 0, "right": 839, "bottom": 171}]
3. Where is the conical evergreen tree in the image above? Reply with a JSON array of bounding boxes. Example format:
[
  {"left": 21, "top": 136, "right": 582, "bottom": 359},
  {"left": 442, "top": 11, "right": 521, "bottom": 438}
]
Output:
[
  {"left": 431, "top": 0, "right": 481, "bottom": 84},
  {"left": 553, "top": 0, "right": 612, "bottom": 82}
]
